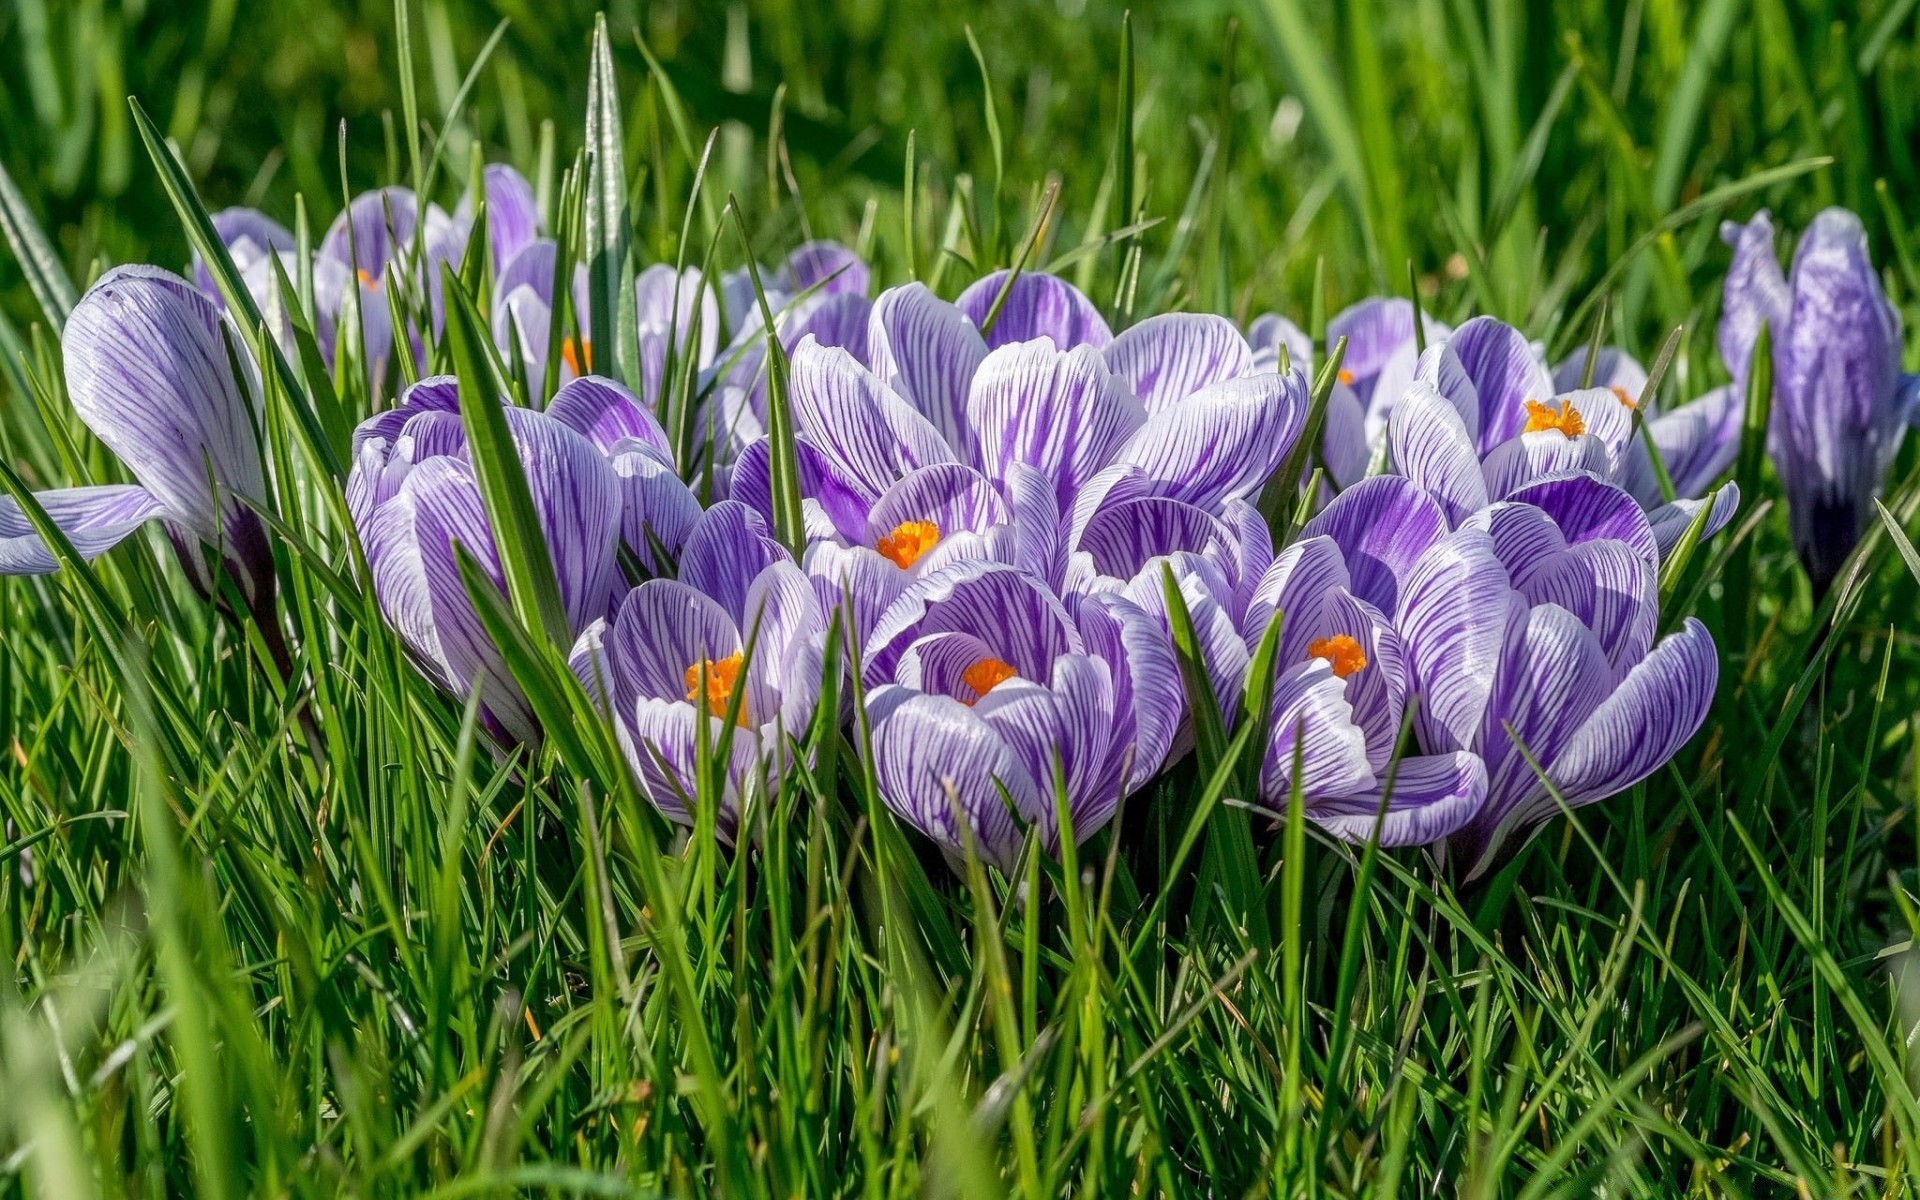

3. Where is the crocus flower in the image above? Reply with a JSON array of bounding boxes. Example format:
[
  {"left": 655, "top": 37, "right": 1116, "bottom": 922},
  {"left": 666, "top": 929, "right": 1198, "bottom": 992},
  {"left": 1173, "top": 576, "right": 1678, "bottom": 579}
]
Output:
[
  {"left": 863, "top": 559, "right": 1180, "bottom": 869},
  {"left": 193, "top": 207, "right": 294, "bottom": 296},
  {"left": 1387, "top": 317, "right": 1739, "bottom": 556},
  {"left": 349, "top": 384, "right": 626, "bottom": 745},
  {"left": 570, "top": 501, "right": 827, "bottom": 835},
  {"left": 1238, "top": 477, "right": 1484, "bottom": 843},
  {"left": 0, "top": 266, "right": 276, "bottom": 610},
  {"left": 493, "top": 238, "right": 591, "bottom": 387},
  {"left": 318, "top": 186, "right": 461, "bottom": 391},
  {"left": 452, "top": 163, "right": 542, "bottom": 276},
  {"left": 1719, "top": 208, "right": 1916, "bottom": 594},
  {"left": 1395, "top": 474, "right": 1718, "bottom": 879}
]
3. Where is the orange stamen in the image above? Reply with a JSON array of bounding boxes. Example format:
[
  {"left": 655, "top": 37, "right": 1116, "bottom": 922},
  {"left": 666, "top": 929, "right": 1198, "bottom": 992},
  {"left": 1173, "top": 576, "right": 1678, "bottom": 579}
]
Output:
[
  {"left": 562, "top": 336, "right": 592, "bottom": 376},
  {"left": 876, "top": 520, "right": 941, "bottom": 569},
  {"left": 1308, "top": 634, "right": 1368, "bottom": 679},
  {"left": 1522, "top": 398, "right": 1586, "bottom": 437},
  {"left": 1609, "top": 385, "right": 1638, "bottom": 411},
  {"left": 961, "top": 658, "right": 1018, "bottom": 704},
  {"left": 684, "top": 653, "right": 749, "bottom": 726},
  {"left": 1337, "top": 368, "right": 1356, "bottom": 386},
  {"left": 357, "top": 267, "right": 381, "bottom": 291}
]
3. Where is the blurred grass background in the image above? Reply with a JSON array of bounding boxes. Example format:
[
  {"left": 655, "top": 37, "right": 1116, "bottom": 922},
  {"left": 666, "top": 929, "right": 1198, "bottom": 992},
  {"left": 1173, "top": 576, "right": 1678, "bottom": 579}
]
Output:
[{"left": 7, "top": 0, "right": 1920, "bottom": 375}]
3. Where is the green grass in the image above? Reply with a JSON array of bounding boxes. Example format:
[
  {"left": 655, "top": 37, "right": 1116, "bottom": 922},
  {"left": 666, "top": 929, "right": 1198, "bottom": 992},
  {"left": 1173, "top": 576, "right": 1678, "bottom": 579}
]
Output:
[{"left": 4, "top": 1, "right": 1920, "bottom": 1195}]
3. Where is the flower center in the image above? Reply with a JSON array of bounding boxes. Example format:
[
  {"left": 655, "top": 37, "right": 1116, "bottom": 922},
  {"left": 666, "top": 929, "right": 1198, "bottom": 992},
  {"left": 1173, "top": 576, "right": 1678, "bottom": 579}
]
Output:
[
  {"left": 1308, "top": 634, "right": 1368, "bottom": 678},
  {"left": 1337, "top": 368, "right": 1355, "bottom": 385},
  {"left": 357, "top": 267, "right": 381, "bottom": 291},
  {"left": 961, "top": 657, "right": 1018, "bottom": 704},
  {"left": 1522, "top": 398, "right": 1586, "bottom": 437},
  {"left": 562, "top": 336, "right": 592, "bottom": 375},
  {"left": 1609, "top": 385, "right": 1638, "bottom": 411},
  {"left": 684, "top": 653, "right": 749, "bottom": 726},
  {"left": 876, "top": 519, "right": 941, "bottom": 569}
]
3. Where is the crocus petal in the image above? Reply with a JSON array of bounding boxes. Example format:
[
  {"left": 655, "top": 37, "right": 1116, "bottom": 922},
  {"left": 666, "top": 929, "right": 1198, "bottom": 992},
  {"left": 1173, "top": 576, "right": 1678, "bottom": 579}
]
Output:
[
  {"left": 1398, "top": 527, "right": 1525, "bottom": 754},
  {"left": 1718, "top": 211, "right": 1791, "bottom": 386},
  {"left": 1388, "top": 381, "right": 1488, "bottom": 524},
  {"left": 625, "top": 696, "right": 762, "bottom": 833},
  {"left": 868, "top": 462, "right": 1011, "bottom": 542},
  {"left": 606, "top": 577, "right": 744, "bottom": 705},
  {"left": 779, "top": 241, "right": 870, "bottom": 298},
  {"left": 678, "top": 501, "right": 789, "bottom": 630},
  {"left": 0, "top": 485, "right": 165, "bottom": 573},
  {"left": 1258, "top": 660, "right": 1377, "bottom": 804},
  {"left": 63, "top": 265, "right": 269, "bottom": 542},
  {"left": 503, "top": 408, "right": 622, "bottom": 631},
  {"left": 320, "top": 187, "right": 421, "bottom": 277},
  {"left": 547, "top": 374, "right": 676, "bottom": 460},
  {"left": 866, "top": 560, "right": 1081, "bottom": 686},
  {"left": 610, "top": 447, "right": 703, "bottom": 573},
  {"left": 1551, "top": 347, "right": 1649, "bottom": 405},
  {"left": 1107, "top": 370, "right": 1308, "bottom": 512},
  {"left": 968, "top": 339, "right": 1144, "bottom": 514},
  {"left": 1246, "top": 313, "right": 1313, "bottom": 376},
  {"left": 957, "top": 271, "right": 1112, "bottom": 351},
  {"left": 1103, "top": 313, "right": 1254, "bottom": 414},
  {"left": 1480, "top": 430, "right": 1612, "bottom": 501},
  {"left": 867, "top": 283, "right": 988, "bottom": 454},
  {"left": 973, "top": 654, "right": 1119, "bottom": 843},
  {"left": 803, "top": 540, "right": 909, "bottom": 647},
  {"left": 1633, "top": 384, "right": 1743, "bottom": 501},
  {"left": 1300, "top": 476, "right": 1450, "bottom": 614},
  {"left": 1550, "top": 617, "right": 1718, "bottom": 806},
  {"left": 1327, "top": 297, "right": 1447, "bottom": 404},
  {"left": 1320, "top": 384, "right": 1372, "bottom": 490},
  {"left": 1076, "top": 590, "right": 1182, "bottom": 790},
  {"left": 1442, "top": 317, "right": 1557, "bottom": 452},
  {"left": 1076, "top": 497, "right": 1233, "bottom": 584},
  {"left": 1304, "top": 752, "right": 1486, "bottom": 846},
  {"left": 197, "top": 208, "right": 294, "bottom": 295},
  {"left": 1646, "top": 484, "right": 1741, "bottom": 560},
  {"left": 789, "top": 337, "right": 957, "bottom": 533},
  {"left": 464, "top": 164, "right": 540, "bottom": 272},
  {"left": 870, "top": 689, "right": 1039, "bottom": 870}
]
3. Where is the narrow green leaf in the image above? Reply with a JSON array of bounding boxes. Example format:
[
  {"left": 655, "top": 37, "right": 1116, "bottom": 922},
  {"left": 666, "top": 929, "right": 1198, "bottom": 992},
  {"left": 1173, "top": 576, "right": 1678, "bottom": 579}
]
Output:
[
  {"left": 585, "top": 15, "right": 638, "bottom": 391},
  {"left": 0, "top": 158, "right": 78, "bottom": 330}
]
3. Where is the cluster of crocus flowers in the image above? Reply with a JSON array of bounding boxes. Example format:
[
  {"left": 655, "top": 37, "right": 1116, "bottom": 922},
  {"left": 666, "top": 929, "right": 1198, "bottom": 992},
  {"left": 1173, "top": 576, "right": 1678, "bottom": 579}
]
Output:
[{"left": 33, "top": 168, "right": 1885, "bottom": 887}]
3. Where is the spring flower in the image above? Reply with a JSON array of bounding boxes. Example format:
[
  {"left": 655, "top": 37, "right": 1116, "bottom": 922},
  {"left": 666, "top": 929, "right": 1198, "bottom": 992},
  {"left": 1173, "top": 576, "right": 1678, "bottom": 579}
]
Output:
[
  {"left": 863, "top": 559, "right": 1180, "bottom": 869},
  {"left": 452, "top": 163, "right": 542, "bottom": 276},
  {"left": 1387, "top": 317, "right": 1739, "bottom": 555},
  {"left": 0, "top": 267, "right": 276, "bottom": 609},
  {"left": 1238, "top": 477, "right": 1485, "bottom": 843},
  {"left": 570, "top": 501, "right": 826, "bottom": 835},
  {"left": 349, "top": 383, "right": 625, "bottom": 745},
  {"left": 1718, "top": 209, "right": 1916, "bottom": 594},
  {"left": 1395, "top": 474, "right": 1719, "bottom": 879}
]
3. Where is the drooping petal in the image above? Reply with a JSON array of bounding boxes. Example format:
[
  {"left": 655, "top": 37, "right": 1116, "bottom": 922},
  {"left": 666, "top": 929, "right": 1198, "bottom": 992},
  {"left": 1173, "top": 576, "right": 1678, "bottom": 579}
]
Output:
[
  {"left": 956, "top": 271, "right": 1112, "bottom": 351},
  {"left": 1102, "top": 313, "right": 1254, "bottom": 414},
  {"left": 867, "top": 283, "right": 988, "bottom": 454},
  {"left": 1300, "top": 476, "right": 1450, "bottom": 614},
  {"left": 968, "top": 339, "right": 1144, "bottom": 514},
  {"left": 0, "top": 485, "right": 165, "bottom": 574}
]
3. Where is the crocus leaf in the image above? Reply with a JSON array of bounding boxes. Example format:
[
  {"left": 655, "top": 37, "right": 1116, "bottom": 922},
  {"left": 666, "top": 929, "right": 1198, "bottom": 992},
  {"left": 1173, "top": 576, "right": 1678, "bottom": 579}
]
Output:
[
  {"left": 0, "top": 158, "right": 78, "bottom": 332},
  {"left": 442, "top": 263, "right": 571, "bottom": 651},
  {"left": 585, "top": 15, "right": 639, "bottom": 393}
]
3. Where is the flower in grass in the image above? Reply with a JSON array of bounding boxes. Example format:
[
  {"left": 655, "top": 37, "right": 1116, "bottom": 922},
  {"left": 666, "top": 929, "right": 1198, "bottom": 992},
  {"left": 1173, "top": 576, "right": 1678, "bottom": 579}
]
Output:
[
  {"left": 861, "top": 559, "right": 1180, "bottom": 870},
  {"left": 1385, "top": 316, "right": 1740, "bottom": 557},
  {"left": 350, "top": 379, "right": 649, "bottom": 746},
  {"left": 1248, "top": 298, "right": 1452, "bottom": 488},
  {"left": 730, "top": 279, "right": 1309, "bottom": 660},
  {"left": 1235, "top": 477, "right": 1486, "bottom": 845},
  {"left": 1392, "top": 474, "right": 1718, "bottom": 880},
  {"left": 315, "top": 185, "right": 462, "bottom": 394},
  {"left": 569, "top": 501, "right": 827, "bottom": 837},
  {"left": 452, "top": 163, "right": 542, "bottom": 277},
  {"left": 0, "top": 266, "right": 276, "bottom": 610},
  {"left": 1718, "top": 208, "right": 1917, "bottom": 595}
]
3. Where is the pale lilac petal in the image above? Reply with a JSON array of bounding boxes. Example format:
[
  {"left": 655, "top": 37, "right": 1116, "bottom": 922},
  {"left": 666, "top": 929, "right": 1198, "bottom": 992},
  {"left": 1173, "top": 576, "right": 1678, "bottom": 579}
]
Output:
[
  {"left": 625, "top": 696, "right": 762, "bottom": 833},
  {"left": 1480, "top": 430, "right": 1613, "bottom": 500},
  {"left": 867, "top": 283, "right": 987, "bottom": 453},
  {"left": 1320, "top": 384, "right": 1372, "bottom": 490},
  {"left": 866, "top": 560, "right": 1081, "bottom": 686},
  {"left": 1388, "top": 381, "right": 1488, "bottom": 524},
  {"left": 1326, "top": 297, "right": 1447, "bottom": 404},
  {"left": 1646, "top": 484, "right": 1741, "bottom": 559},
  {"left": 1076, "top": 590, "right": 1182, "bottom": 790},
  {"left": 1076, "top": 497, "right": 1234, "bottom": 584},
  {"left": 1258, "top": 660, "right": 1376, "bottom": 805},
  {"left": 1246, "top": 313, "right": 1313, "bottom": 375},
  {"left": 968, "top": 339, "right": 1144, "bottom": 514},
  {"left": 974, "top": 655, "right": 1119, "bottom": 842},
  {"left": 867, "top": 463, "right": 1010, "bottom": 543},
  {"left": 1718, "top": 211, "right": 1791, "bottom": 386},
  {"left": 547, "top": 374, "right": 675, "bottom": 459},
  {"left": 464, "top": 164, "right": 540, "bottom": 272},
  {"left": 789, "top": 337, "right": 957, "bottom": 529},
  {"left": 1300, "top": 475, "right": 1450, "bottom": 614},
  {"left": 678, "top": 501, "right": 788, "bottom": 629},
  {"left": 1499, "top": 475, "right": 1661, "bottom": 569},
  {"left": 1551, "top": 618, "right": 1718, "bottom": 806},
  {"left": 197, "top": 208, "right": 294, "bottom": 295},
  {"left": 1305, "top": 752, "right": 1486, "bottom": 846},
  {"left": 1103, "top": 313, "right": 1254, "bottom": 414},
  {"left": 1551, "top": 347, "right": 1648, "bottom": 403},
  {"left": 606, "top": 577, "right": 743, "bottom": 706},
  {"left": 1442, "top": 317, "right": 1557, "bottom": 451},
  {"left": 1629, "top": 384, "right": 1742, "bottom": 502},
  {"left": 0, "top": 485, "right": 164, "bottom": 573},
  {"left": 803, "top": 540, "right": 910, "bottom": 648},
  {"left": 610, "top": 447, "right": 702, "bottom": 572},
  {"left": 1108, "top": 370, "right": 1309, "bottom": 511},
  {"left": 1474, "top": 604, "right": 1615, "bottom": 843},
  {"left": 779, "top": 241, "right": 869, "bottom": 297},
  {"left": 871, "top": 690, "right": 1039, "bottom": 869},
  {"left": 1398, "top": 527, "right": 1524, "bottom": 753},
  {"left": 320, "top": 187, "right": 421, "bottom": 277},
  {"left": 503, "top": 408, "right": 622, "bottom": 630},
  {"left": 957, "top": 271, "right": 1112, "bottom": 350},
  {"left": 1121, "top": 552, "right": 1249, "bottom": 716}
]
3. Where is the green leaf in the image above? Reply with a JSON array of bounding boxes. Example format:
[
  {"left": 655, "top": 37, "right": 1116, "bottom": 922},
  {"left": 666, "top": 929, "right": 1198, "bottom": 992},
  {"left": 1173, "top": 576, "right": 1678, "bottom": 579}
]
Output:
[
  {"left": 0, "top": 157, "right": 78, "bottom": 331},
  {"left": 585, "top": 15, "right": 638, "bottom": 393},
  {"left": 441, "top": 263, "right": 570, "bottom": 650}
]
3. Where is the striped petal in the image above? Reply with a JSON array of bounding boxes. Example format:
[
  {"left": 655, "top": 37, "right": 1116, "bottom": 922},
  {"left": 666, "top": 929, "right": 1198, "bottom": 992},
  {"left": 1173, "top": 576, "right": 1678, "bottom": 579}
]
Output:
[
  {"left": 1388, "top": 380, "right": 1488, "bottom": 524},
  {"left": 1103, "top": 313, "right": 1254, "bottom": 414},
  {"left": 968, "top": 339, "right": 1144, "bottom": 514},
  {"left": 1108, "top": 369, "right": 1309, "bottom": 511},
  {"left": 868, "top": 283, "right": 988, "bottom": 454},
  {"left": 957, "top": 271, "right": 1112, "bottom": 351},
  {"left": 0, "top": 485, "right": 165, "bottom": 574},
  {"left": 870, "top": 689, "right": 1039, "bottom": 870},
  {"left": 1300, "top": 475, "right": 1450, "bottom": 614},
  {"left": 1305, "top": 752, "right": 1486, "bottom": 846}
]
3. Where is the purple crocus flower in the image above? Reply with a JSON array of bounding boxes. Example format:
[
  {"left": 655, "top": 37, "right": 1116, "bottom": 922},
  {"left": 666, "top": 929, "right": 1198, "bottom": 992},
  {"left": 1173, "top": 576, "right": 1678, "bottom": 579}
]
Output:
[
  {"left": 1387, "top": 317, "right": 1739, "bottom": 556},
  {"left": 1719, "top": 208, "right": 1916, "bottom": 594},
  {"left": 193, "top": 207, "right": 294, "bottom": 297},
  {"left": 0, "top": 266, "right": 276, "bottom": 609},
  {"left": 863, "top": 559, "right": 1180, "bottom": 869},
  {"left": 349, "top": 381, "right": 653, "bottom": 744},
  {"left": 956, "top": 270, "right": 1112, "bottom": 351},
  {"left": 317, "top": 186, "right": 462, "bottom": 391},
  {"left": 1237, "top": 477, "right": 1485, "bottom": 844},
  {"left": 452, "top": 163, "right": 542, "bottom": 275},
  {"left": 1394, "top": 474, "right": 1719, "bottom": 879},
  {"left": 570, "top": 501, "right": 827, "bottom": 835},
  {"left": 493, "top": 238, "right": 591, "bottom": 388}
]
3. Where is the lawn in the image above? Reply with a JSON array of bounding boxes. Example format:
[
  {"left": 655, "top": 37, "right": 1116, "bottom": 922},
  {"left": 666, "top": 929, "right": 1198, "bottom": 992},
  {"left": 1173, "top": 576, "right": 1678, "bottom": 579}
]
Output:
[{"left": 2, "top": 1, "right": 1920, "bottom": 1196}]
